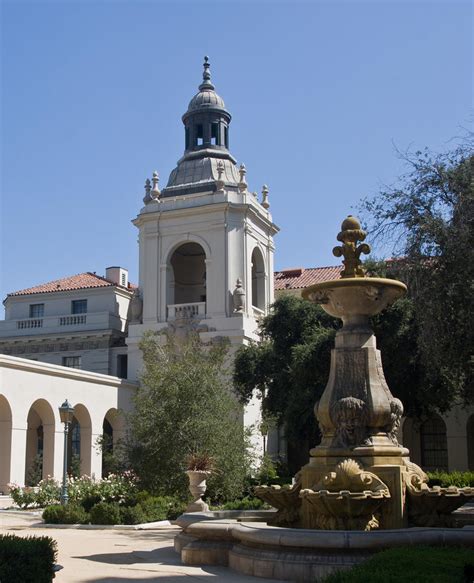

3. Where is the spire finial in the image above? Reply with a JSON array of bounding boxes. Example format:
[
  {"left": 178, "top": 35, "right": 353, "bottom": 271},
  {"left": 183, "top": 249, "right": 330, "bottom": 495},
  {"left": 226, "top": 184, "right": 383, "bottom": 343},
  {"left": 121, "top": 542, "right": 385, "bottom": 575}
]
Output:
[
  {"left": 261, "top": 184, "right": 270, "bottom": 209},
  {"left": 151, "top": 171, "right": 161, "bottom": 199},
  {"left": 199, "top": 55, "right": 215, "bottom": 91},
  {"left": 143, "top": 177, "right": 152, "bottom": 204},
  {"left": 333, "top": 216, "right": 371, "bottom": 278},
  {"left": 238, "top": 163, "right": 247, "bottom": 193}
]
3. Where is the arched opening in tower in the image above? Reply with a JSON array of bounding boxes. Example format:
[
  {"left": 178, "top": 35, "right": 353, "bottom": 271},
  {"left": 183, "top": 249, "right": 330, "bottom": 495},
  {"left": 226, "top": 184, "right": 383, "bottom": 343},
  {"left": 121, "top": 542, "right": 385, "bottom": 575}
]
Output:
[
  {"left": 251, "top": 247, "right": 266, "bottom": 312},
  {"left": 168, "top": 242, "right": 207, "bottom": 318}
]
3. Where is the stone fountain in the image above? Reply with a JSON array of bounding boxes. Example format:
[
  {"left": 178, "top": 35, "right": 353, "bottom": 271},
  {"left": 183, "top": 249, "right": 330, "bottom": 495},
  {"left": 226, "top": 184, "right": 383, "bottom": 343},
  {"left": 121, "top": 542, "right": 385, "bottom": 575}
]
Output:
[{"left": 174, "top": 217, "right": 474, "bottom": 581}]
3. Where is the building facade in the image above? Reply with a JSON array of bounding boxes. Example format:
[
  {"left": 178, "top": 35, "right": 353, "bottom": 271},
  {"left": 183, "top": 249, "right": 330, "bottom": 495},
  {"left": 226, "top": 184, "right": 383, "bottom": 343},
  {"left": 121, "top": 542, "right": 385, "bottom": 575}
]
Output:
[{"left": 0, "top": 268, "right": 133, "bottom": 377}]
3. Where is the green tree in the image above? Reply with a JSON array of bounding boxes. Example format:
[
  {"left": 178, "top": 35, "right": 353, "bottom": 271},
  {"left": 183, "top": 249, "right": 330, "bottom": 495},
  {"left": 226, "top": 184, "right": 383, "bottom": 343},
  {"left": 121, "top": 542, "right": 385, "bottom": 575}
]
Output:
[
  {"left": 361, "top": 140, "right": 474, "bottom": 410},
  {"left": 233, "top": 295, "right": 338, "bottom": 472},
  {"left": 127, "top": 330, "right": 251, "bottom": 502}
]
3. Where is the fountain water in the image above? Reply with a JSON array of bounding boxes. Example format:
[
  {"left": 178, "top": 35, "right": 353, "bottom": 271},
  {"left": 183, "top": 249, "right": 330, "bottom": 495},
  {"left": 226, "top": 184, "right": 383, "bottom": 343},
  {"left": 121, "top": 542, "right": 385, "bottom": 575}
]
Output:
[{"left": 174, "top": 217, "right": 473, "bottom": 580}]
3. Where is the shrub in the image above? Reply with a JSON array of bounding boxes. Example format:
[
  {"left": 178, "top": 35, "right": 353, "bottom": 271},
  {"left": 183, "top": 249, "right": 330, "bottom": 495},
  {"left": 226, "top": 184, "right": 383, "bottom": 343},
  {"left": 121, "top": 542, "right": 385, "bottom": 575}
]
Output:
[
  {"left": 0, "top": 534, "right": 57, "bottom": 583},
  {"left": 89, "top": 501, "right": 121, "bottom": 525},
  {"left": 9, "top": 484, "right": 37, "bottom": 509},
  {"left": 427, "top": 471, "right": 474, "bottom": 488},
  {"left": 35, "top": 478, "right": 61, "bottom": 507},
  {"left": 120, "top": 504, "right": 146, "bottom": 525},
  {"left": 322, "top": 546, "right": 474, "bottom": 582},
  {"left": 256, "top": 454, "right": 279, "bottom": 484},
  {"left": 138, "top": 495, "right": 177, "bottom": 522},
  {"left": 25, "top": 454, "right": 43, "bottom": 487},
  {"left": 213, "top": 496, "right": 267, "bottom": 511},
  {"left": 42, "top": 504, "right": 89, "bottom": 525}
]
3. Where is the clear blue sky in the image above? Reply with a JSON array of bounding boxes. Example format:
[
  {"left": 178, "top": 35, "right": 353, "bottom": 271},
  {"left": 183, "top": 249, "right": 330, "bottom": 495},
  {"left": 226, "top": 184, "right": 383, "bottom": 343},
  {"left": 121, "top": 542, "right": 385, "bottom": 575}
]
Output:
[{"left": 1, "top": 1, "right": 472, "bottom": 311}]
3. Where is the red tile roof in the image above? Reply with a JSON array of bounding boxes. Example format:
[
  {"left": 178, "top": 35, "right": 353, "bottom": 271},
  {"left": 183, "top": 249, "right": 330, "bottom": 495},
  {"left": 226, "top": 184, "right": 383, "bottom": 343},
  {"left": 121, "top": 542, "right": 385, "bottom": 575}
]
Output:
[
  {"left": 274, "top": 266, "right": 342, "bottom": 291},
  {"left": 7, "top": 266, "right": 339, "bottom": 297},
  {"left": 7, "top": 273, "right": 135, "bottom": 297}
]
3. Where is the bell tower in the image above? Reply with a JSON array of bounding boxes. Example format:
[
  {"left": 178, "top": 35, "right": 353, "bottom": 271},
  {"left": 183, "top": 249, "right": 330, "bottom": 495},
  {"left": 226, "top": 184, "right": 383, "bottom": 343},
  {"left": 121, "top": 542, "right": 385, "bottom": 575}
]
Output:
[{"left": 127, "top": 58, "right": 279, "bottom": 390}]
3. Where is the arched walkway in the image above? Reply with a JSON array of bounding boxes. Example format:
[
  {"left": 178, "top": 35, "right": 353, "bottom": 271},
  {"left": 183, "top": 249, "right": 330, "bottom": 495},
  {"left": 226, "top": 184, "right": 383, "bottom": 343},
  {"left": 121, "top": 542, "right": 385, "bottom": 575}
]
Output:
[
  {"left": 251, "top": 247, "right": 265, "bottom": 311},
  {"left": 420, "top": 414, "right": 448, "bottom": 471},
  {"left": 72, "top": 403, "right": 92, "bottom": 477},
  {"left": 25, "top": 399, "right": 55, "bottom": 485},
  {"left": 168, "top": 242, "right": 207, "bottom": 318},
  {"left": 0, "top": 395, "right": 12, "bottom": 493},
  {"left": 102, "top": 408, "right": 126, "bottom": 477}
]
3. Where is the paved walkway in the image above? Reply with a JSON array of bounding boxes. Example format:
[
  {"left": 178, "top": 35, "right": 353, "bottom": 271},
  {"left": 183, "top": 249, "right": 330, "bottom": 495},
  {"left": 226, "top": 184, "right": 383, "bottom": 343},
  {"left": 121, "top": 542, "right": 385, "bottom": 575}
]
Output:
[{"left": 0, "top": 511, "right": 280, "bottom": 582}]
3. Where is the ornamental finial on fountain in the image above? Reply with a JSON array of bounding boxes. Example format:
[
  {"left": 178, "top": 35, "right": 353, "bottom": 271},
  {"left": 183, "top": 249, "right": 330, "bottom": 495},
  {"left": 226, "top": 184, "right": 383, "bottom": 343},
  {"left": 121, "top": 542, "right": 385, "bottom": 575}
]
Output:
[{"left": 332, "top": 215, "right": 371, "bottom": 278}]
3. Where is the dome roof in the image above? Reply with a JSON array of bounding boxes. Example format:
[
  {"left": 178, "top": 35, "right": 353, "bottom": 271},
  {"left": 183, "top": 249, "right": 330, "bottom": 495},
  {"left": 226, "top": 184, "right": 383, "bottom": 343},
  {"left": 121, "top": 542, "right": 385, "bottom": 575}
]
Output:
[{"left": 187, "top": 89, "right": 226, "bottom": 112}]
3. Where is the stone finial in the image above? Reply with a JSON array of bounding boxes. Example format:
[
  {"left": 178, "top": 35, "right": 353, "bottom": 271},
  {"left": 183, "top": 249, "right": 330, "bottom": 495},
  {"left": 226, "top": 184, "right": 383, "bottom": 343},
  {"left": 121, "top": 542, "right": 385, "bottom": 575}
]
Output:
[
  {"left": 232, "top": 278, "right": 246, "bottom": 313},
  {"left": 199, "top": 55, "right": 215, "bottom": 91},
  {"left": 261, "top": 184, "right": 270, "bottom": 209},
  {"left": 332, "top": 215, "right": 371, "bottom": 278},
  {"left": 143, "top": 178, "right": 152, "bottom": 203},
  {"left": 215, "top": 160, "right": 225, "bottom": 193},
  {"left": 238, "top": 163, "right": 248, "bottom": 193},
  {"left": 151, "top": 171, "right": 161, "bottom": 198}
]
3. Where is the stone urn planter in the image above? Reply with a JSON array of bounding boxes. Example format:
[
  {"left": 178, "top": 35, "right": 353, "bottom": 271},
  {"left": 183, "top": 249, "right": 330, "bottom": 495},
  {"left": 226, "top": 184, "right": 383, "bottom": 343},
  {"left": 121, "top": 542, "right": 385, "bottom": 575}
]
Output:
[{"left": 186, "top": 470, "right": 211, "bottom": 512}]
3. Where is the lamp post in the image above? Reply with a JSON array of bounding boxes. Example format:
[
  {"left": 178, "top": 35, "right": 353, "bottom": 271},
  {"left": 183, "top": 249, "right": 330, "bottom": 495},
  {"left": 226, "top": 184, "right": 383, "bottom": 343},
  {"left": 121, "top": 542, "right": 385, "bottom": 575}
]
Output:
[{"left": 59, "top": 399, "right": 74, "bottom": 505}]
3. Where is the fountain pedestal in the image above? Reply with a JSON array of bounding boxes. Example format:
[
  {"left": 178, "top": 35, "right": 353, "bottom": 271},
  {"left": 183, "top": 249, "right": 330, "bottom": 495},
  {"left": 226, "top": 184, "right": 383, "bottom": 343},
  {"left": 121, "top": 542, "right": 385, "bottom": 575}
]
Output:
[{"left": 300, "top": 277, "right": 409, "bottom": 528}]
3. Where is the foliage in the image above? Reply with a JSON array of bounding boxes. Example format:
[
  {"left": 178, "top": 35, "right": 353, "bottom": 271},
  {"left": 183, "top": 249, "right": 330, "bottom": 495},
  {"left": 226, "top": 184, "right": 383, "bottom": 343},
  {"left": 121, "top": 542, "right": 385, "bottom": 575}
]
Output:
[
  {"left": 213, "top": 496, "right": 268, "bottom": 511},
  {"left": 41, "top": 492, "right": 185, "bottom": 525},
  {"left": 127, "top": 330, "right": 252, "bottom": 502},
  {"left": 89, "top": 501, "right": 121, "bottom": 525},
  {"left": 255, "top": 453, "right": 279, "bottom": 484},
  {"left": 42, "top": 504, "right": 89, "bottom": 525},
  {"left": 233, "top": 295, "right": 338, "bottom": 471},
  {"left": 69, "top": 454, "right": 81, "bottom": 479},
  {"left": 8, "top": 485, "right": 38, "bottom": 509},
  {"left": 0, "top": 534, "right": 57, "bottom": 583},
  {"left": 25, "top": 454, "right": 43, "bottom": 487},
  {"left": 427, "top": 471, "right": 474, "bottom": 488},
  {"left": 322, "top": 546, "right": 474, "bottom": 583},
  {"left": 10, "top": 472, "right": 139, "bottom": 510},
  {"left": 68, "top": 472, "right": 139, "bottom": 507},
  {"left": 96, "top": 434, "right": 128, "bottom": 477},
  {"left": 361, "top": 141, "right": 474, "bottom": 410},
  {"left": 185, "top": 452, "right": 215, "bottom": 472}
]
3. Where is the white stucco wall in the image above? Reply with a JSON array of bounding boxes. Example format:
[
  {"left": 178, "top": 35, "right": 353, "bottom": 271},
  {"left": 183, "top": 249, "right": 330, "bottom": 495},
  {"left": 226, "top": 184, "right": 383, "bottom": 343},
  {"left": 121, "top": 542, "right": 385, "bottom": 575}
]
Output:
[{"left": 0, "top": 355, "right": 137, "bottom": 492}]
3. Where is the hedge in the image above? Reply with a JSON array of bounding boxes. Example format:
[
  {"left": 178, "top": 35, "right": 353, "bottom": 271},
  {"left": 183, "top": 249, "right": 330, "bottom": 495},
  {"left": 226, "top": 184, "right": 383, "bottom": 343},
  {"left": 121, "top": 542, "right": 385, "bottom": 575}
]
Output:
[
  {"left": 0, "top": 534, "right": 57, "bottom": 583},
  {"left": 322, "top": 546, "right": 474, "bottom": 583}
]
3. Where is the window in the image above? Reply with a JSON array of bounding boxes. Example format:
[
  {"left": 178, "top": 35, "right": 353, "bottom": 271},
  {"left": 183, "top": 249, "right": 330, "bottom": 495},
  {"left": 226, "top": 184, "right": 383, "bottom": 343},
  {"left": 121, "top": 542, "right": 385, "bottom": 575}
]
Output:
[
  {"left": 62, "top": 356, "right": 81, "bottom": 369},
  {"left": 211, "top": 122, "right": 219, "bottom": 145},
  {"left": 121, "top": 273, "right": 126, "bottom": 286},
  {"left": 420, "top": 416, "right": 448, "bottom": 471},
  {"left": 117, "top": 354, "right": 128, "bottom": 379},
  {"left": 196, "top": 124, "right": 203, "bottom": 146},
  {"left": 72, "top": 299, "right": 87, "bottom": 314},
  {"left": 29, "top": 304, "right": 44, "bottom": 318}
]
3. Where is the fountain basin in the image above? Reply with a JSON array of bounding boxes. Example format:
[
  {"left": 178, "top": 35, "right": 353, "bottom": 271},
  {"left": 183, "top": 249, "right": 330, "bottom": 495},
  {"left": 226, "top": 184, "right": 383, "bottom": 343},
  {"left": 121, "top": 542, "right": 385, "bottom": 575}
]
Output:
[
  {"left": 303, "top": 277, "right": 407, "bottom": 320},
  {"left": 174, "top": 512, "right": 474, "bottom": 582}
]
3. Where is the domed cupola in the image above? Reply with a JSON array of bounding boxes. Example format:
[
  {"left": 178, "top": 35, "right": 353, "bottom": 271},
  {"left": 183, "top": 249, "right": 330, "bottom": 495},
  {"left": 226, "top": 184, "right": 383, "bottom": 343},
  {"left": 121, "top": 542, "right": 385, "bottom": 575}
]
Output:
[
  {"left": 182, "top": 56, "right": 231, "bottom": 152},
  {"left": 161, "top": 57, "right": 240, "bottom": 198}
]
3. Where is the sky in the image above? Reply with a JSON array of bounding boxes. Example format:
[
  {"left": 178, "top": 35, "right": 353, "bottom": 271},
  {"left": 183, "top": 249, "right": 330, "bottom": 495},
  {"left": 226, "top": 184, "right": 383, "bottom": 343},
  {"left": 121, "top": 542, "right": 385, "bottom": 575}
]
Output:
[{"left": 1, "top": 0, "right": 472, "bottom": 312}]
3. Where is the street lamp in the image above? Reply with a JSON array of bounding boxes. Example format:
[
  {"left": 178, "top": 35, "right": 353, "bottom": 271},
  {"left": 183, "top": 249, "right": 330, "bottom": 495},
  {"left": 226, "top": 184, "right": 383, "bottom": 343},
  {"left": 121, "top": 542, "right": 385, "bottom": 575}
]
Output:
[{"left": 59, "top": 399, "right": 75, "bottom": 505}]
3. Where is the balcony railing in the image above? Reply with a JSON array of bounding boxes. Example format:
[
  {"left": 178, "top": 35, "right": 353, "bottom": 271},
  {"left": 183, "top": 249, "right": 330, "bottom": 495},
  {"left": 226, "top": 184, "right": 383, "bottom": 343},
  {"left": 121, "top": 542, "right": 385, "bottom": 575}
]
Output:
[
  {"left": 59, "top": 315, "right": 87, "bottom": 326},
  {"left": 167, "top": 302, "right": 206, "bottom": 320},
  {"left": 0, "top": 311, "right": 124, "bottom": 338},
  {"left": 17, "top": 318, "right": 43, "bottom": 329}
]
